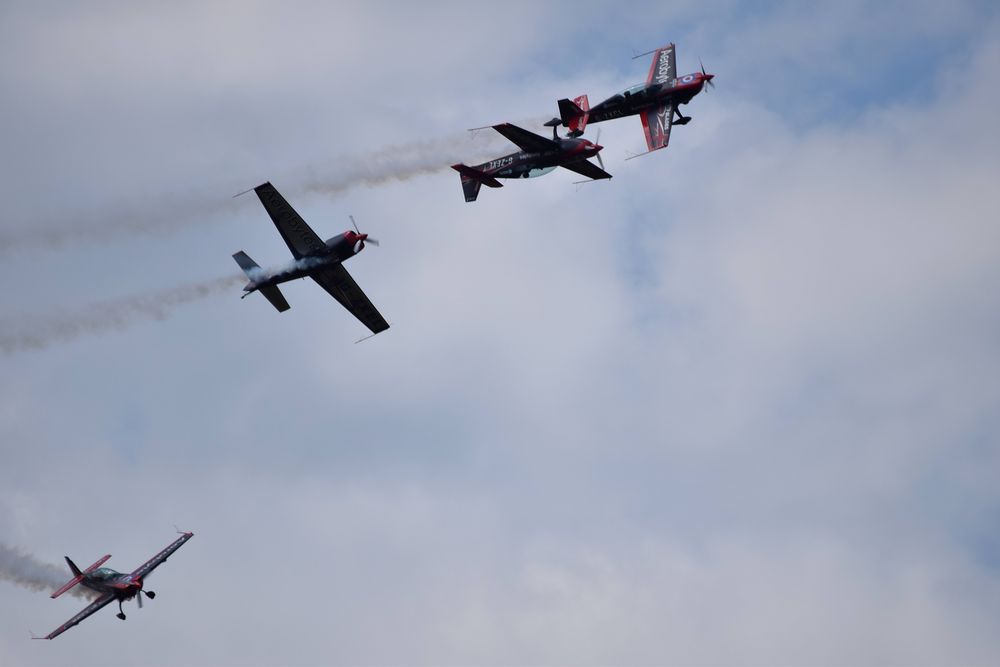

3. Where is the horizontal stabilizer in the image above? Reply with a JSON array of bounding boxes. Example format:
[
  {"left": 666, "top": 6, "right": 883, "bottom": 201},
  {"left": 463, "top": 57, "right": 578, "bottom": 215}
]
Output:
[
  {"left": 50, "top": 575, "right": 83, "bottom": 599},
  {"left": 233, "top": 251, "right": 268, "bottom": 294},
  {"left": 51, "top": 554, "right": 110, "bottom": 598},
  {"left": 450, "top": 164, "right": 502, "bottom": 188},
  {"left": 258, "top": 285, "right": 290, "bottom": 312},
  {"left": 232, "top": 250, "right": 260, "bottom": 275},
  {"left": 451, "top": 164, "right": 503, "bottom": 203},
  {"left": 232, "top": 250, "right": 267, "bottom": 287}
]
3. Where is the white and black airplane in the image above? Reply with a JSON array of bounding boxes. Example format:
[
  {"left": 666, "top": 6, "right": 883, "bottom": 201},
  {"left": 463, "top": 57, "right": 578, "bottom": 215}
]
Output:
[{"left": 233, "top": 182, "right": 389, "bottom": 336}]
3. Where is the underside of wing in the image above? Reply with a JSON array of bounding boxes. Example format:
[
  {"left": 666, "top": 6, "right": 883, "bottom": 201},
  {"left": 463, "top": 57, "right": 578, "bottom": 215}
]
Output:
[
  {"left": 42, "top": 593, "right": 114, "bottom": 640},
  {"left": 492, "top": 123, "right": 559, "bottom": 153},
  {"left": 253, "top": 182, "right": 326, "bottom": 259},
  {"left": 640, "top": 103, "right": 673, "bottom": 152},
  {"left": 560, "top": 159, "right": 612, "bottom": 181},
  {"left": 311, "top": 264, "right": 390, "bottom": 335},
  {"left": 646, "top": 43, "right": 676, "bottom": 85},
  {"left": 129, "top": 532, "right": 193, "bottom": 580}
]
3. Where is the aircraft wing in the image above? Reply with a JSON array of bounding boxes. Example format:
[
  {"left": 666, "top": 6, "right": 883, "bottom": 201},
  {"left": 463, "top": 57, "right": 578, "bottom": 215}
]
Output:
[
  {"left": 39, "top": 593, "right": 114, "bottom": 640},
  {"left": 253, "top": 182, "right": 327, "bottom": 259},
  {"left": 129, "top": 532, "right": 194, "bottom": 580},
  {"left": 646, "top": 43, "right": 676, "bottom": 85},
  {"left": 311, "top": 264, "right": 390, "bottom": 335},
  {"left": 492, "top": 123, "right": 558, "bottom": 153},
  {"left": 640, "top": 102, "right": 673, "bottom": 152},
  {"left": 560, "top": 159, "right": 613, "bottom": 181}
]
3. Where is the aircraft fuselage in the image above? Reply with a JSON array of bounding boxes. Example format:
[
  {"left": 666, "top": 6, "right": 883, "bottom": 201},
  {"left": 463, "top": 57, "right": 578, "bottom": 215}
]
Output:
[
  {"left": 79, "top": 568, "right": 143, "bottom": 601},
  {"left": 587, "top": 72, "right": 710, "bottom": 124},
  {"left": 474, "top": 138, "right": 602, "bottom": 180},
  {"left": 244, "top": 231, "right": 365, "bottom": 291}
]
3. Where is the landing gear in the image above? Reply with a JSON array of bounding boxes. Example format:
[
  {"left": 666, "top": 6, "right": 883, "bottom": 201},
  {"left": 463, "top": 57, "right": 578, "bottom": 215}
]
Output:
[
  {"left": 145, "top": 590, "right": 156, "bottom": 599},
  {"left": 117, "top": 612, "right": 126, "bottom": 620},
  {"left": 673, "top": 107, "right": 692, "bottom": 125},
  {"left": 117, "top": 599, "right": 127, "bottom": 620}
]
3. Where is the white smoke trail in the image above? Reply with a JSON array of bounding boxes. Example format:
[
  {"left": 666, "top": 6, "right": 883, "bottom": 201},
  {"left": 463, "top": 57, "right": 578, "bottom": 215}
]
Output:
[
  {"left": 299, "top": 128, "right": 521, "bottom": 196},
  {"left": 0, "top": 124, "right": 533, "bottom": 254},
  {"left": 0, "top": 274, "right": 244, "bottom": 354},
  {"left": 247, "top": 255, "right": 331, "bottom": 283},
  {"left": 0, "top": 190, "right": 245, "bottom": 255},
  {"left": 0, "top": 543, "right": 97, "bottom": 600}
]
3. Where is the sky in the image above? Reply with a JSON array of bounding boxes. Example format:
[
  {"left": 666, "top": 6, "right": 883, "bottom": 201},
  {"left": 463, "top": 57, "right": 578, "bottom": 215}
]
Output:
[{"left": 1, "top": 1, "right": 999, "bottom": 665}]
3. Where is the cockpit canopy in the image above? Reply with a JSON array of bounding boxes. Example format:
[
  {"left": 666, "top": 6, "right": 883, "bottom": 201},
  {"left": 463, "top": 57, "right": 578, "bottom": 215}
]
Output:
[
  {"left": 619, "top": 83, "right": 648, "bottom": 96},
  {"left": 89, "top": 567, "right": 121, "bottom": 581},
  {"left": 605, "top": 82, "right": 650, "bottom": 105}
]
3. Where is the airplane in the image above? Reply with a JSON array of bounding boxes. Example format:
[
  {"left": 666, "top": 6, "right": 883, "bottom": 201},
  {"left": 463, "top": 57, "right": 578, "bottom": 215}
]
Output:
[
  {"left": 233, "top": 182, "right": 389, "bottom": 336},
  {"left": 450, "top": 122, "right": 611, "bottom": 202},
  {"left": 34, "top": 531, "right": 193, "bottom": 640},
  {"left": 555, "top": 43, "right": 714, "bottom": 155}
]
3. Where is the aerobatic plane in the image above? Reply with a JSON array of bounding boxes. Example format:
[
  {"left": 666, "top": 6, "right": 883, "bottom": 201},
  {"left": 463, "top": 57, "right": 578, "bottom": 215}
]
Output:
[
  {"left": 233, "top": 182, "right": 389, "bottom": 336},
  {"left": 34, "top": 531, "right": 193, "bottom": 640},
  {"left": 555, "top": 43, "right": 714, "bottom": 155},
  {"left": 451, "top": 122, "right": 610, "bottom": 202}
]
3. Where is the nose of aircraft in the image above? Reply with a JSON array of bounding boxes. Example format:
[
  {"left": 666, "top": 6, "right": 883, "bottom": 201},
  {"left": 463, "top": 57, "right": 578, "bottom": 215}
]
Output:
[{"left": 704, "top": 73, "right": 715, "bottom": 82}]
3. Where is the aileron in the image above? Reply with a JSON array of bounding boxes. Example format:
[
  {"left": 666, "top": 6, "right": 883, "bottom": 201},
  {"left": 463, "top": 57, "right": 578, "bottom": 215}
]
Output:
[
  {"left": 253, "top": 182, "right": 326, "bottom": 259},
  {"left": 312, "top": 264, "right": 389, "bottom": 335},
  {"left": 41, "top": 594, "right": 114, "bottom": 640},
  {"left": 492, "top": 123, "right": 559, "bottom": 153},
  {"left": 560, "top": 159, "right": 612, "bottom": 181},
  {"left": 640, "top": 103, "right": 673, "bottom": 152}
]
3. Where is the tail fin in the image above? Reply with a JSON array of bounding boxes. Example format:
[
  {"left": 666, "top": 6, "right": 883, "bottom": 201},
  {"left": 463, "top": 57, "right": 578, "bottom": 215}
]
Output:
[
  {"left": 51, "top": 554, "right": 110, "bottom": 598},
  {"left": 450, "top": 164, "right": 503, "bottom": 203},
  {"left": 558, "top": 95, "right": 590, "bottom": 136},
  {"left": 233, "top": 251, "right": 290, "bottom": 312}
]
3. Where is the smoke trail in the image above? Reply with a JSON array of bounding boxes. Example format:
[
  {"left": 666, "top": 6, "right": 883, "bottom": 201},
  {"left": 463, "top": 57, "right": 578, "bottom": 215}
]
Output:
[
  {"left": 0, "top": 274, "right": 244, "bottom": 354},
  {"left": 0, "top": 125, "right": 531, "bottom": 254},
  {"left": 246, "top": 254, "right": 332, "bottom": 284},
  {"left": 0, "top": 194, "right": 244, "bottom": 255},
  {"left": 299, "top": 129, "right": 519, "bottom": 196},
  {"left": 0, "top": 543, "right": 96, "bottom": 600}
]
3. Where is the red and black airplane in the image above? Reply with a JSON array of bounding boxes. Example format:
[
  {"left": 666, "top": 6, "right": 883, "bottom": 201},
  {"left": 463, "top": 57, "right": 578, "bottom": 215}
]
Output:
[
  {"left": 34, "top": 531, "right": 193, "bottom": 640},
  {"left": 233, "top": 182, "right": 389, "bottom": 337},
  {"left": 556, "top": 43, "right": 714, "bottom": 155},
  {"left": 451, "top": 122, "right": 611, "bottom": 202}
]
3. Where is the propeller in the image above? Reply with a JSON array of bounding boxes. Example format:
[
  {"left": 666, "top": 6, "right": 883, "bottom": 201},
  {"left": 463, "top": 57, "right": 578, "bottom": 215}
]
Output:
[
  {"left": 136, "top": 589, "right": 143, "bottom": 609},
  {"left": 349, "top": 215, "right": 379, "bottom": 250},
  {"left": 700, "top": 59, "right": 715, "bottom": 90},
  {"left": 594, "top": 127, "right": 606, "bottom": 172}
]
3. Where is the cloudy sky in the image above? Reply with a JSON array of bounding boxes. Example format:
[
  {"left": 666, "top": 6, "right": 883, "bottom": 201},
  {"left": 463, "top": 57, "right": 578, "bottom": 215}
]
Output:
[{"left": 1, "top": 1, "right": 999, "bottom": 664}]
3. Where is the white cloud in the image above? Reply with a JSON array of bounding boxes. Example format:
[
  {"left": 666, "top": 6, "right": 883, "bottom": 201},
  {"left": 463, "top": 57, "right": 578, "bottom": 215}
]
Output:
[{"left": 1, "top": 2, "right": 999, "bottom": 665}]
